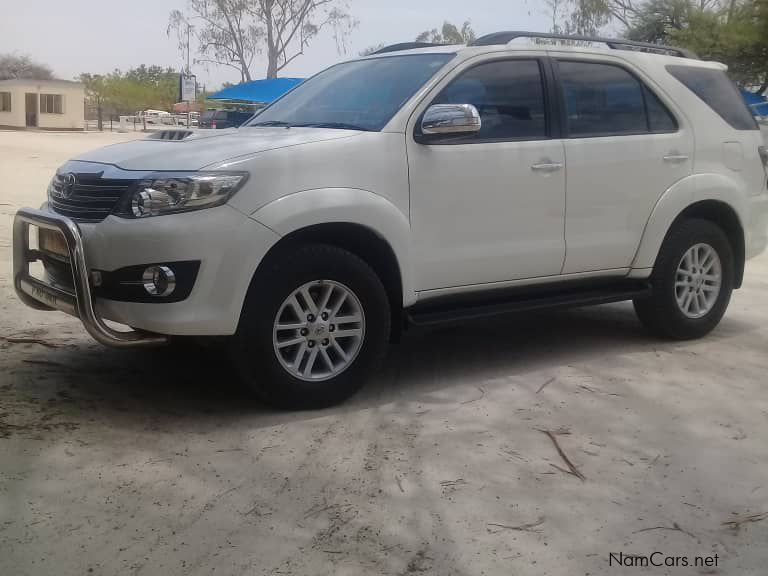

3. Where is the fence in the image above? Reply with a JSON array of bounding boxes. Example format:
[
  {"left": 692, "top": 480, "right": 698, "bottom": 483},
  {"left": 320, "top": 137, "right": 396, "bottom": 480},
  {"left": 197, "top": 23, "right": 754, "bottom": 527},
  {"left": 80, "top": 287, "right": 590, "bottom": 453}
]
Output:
[{"left": 84, "top": 114, "right": 197, "bottom": 132}]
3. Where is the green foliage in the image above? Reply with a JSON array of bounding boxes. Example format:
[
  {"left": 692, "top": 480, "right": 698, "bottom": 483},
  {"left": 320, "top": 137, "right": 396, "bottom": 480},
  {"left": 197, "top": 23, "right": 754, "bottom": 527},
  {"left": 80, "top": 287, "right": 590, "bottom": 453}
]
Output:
[
  {"left": 416, "top": 21, "right": 476, "bottom": 44},
  {"left": 79, "top": 66, "right": 182, "bottom": 119},
  {"left": 547, "top": 0, "right": 768, "bottom": 92},
  {"left": 666, "top": 1, "right": 767, "bottom": 90},
  {"left": 625, "top": 0, "right": 692, "bottom": 43}
]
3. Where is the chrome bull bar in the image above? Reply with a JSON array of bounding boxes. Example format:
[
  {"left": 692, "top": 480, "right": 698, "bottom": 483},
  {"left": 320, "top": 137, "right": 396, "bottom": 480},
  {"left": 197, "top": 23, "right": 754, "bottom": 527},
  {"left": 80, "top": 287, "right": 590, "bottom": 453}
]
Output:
[{"left": 12, "top": 207, "right": 167, "bottom": 348}]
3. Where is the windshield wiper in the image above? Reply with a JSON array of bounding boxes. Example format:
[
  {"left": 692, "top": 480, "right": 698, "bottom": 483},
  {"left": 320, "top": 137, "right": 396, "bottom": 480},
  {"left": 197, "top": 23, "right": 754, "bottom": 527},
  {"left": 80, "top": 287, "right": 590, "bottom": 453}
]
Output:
[
  {"left": 291, "top": 122, "right": 371, "bottom": 132},
  {"left": 249, "top": 120, "right": 293, "bottom": 127}
]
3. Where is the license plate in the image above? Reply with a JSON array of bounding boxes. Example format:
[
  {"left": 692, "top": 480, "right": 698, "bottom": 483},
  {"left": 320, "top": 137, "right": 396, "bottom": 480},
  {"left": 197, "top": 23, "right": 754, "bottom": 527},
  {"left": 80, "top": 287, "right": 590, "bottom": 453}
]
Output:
[{"left": 38, "top": 228, "right": 69, "bottom": 259}]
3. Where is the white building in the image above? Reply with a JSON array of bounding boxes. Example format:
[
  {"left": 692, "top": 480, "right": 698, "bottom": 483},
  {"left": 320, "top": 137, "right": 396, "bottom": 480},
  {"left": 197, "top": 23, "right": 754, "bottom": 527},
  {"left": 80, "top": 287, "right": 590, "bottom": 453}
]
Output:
[{"left": 0, "top": 79, "right": 85, "bottom": 130}]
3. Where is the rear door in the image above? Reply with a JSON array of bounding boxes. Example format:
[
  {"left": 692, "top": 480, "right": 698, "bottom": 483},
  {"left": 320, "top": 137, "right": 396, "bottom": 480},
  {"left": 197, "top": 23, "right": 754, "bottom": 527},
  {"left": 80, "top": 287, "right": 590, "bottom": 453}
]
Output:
[{"left": 554, "top": 57, "right": 694, "bottom": 273}]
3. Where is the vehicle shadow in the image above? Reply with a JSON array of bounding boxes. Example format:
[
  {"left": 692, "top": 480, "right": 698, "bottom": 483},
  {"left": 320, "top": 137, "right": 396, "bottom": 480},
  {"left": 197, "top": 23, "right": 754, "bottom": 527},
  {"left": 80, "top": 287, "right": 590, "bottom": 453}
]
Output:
[{"left": 3, "top": 301, "right": 759, "bottom": 435}]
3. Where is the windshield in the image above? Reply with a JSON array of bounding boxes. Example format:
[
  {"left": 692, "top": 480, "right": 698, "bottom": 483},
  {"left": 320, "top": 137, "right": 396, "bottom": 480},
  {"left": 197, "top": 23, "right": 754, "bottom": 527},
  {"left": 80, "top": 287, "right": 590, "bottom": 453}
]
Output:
[{"left": 245, "top": 53, "right": 454, "bottom": 132}]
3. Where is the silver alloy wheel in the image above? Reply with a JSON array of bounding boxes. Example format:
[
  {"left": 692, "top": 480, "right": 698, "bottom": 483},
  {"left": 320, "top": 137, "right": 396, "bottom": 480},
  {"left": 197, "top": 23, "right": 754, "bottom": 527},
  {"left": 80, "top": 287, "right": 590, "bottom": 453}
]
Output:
[
  {"left": 272, "top": 280, "right": 365, "bottom": 381},
  {"left": 674, "top": 243, "right": 722, "bottom": 319}
]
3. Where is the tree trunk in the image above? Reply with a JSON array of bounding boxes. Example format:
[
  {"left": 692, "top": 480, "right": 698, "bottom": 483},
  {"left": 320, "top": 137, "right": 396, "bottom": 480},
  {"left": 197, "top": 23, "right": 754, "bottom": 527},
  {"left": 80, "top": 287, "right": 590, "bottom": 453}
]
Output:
[
  {"left": 267, "top": 49, "right": 278, "bottom": 79},
  {"left": 265, "top": 0, "right": 277, "bottom": 79},
  {"left": 97, "top": 104, "right": 103, "bottom": 131}
]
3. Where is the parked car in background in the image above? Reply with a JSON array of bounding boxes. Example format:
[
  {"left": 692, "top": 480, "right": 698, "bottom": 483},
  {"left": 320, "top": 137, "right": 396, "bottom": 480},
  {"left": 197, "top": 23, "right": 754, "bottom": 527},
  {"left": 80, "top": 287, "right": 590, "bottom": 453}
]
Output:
[
  {"left": 141, "top": 109, "right": 172, "bottom": 124},
  {"left": 199, "top": 109, "right": 254, "bottom": 129},
  {"left": 175, "top": 111, "right": 200, "bottom": 127}
]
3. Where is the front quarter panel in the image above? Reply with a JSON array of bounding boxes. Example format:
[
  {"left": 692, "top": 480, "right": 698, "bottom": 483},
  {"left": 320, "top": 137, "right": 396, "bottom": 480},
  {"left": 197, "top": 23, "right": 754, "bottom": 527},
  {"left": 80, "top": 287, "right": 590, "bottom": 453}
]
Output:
[
  {"left": 251, "top": 188, "right": 417, "bottom": 306},
  {"left": 215, "top": 131, "right": 409, "bottom": 217}
]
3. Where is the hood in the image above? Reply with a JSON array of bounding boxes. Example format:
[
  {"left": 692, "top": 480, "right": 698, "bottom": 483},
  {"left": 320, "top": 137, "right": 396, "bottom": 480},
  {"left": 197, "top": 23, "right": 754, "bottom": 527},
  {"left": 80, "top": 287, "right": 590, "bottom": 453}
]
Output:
[{"left": 74, "top": 127, "right": 361, "bottom": 171}]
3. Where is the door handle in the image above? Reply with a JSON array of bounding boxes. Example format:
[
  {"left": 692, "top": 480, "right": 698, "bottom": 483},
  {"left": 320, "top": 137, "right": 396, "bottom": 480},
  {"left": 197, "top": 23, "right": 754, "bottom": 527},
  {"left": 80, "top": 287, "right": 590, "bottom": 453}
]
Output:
[
  {"left": 531, "top": 162, "right": 563, "bottom": 173},
  {"left": 663, "top": 154, "right": 689, "bottom": 164}
]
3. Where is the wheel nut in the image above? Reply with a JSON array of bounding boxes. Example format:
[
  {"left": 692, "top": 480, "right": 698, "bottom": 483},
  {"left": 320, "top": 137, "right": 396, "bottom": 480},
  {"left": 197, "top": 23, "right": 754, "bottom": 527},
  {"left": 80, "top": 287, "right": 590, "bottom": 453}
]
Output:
[
  {"left": 321, "top": 312, "right": 328, "bottom": 321},
  {"left": 329, "top": 324, "right": 335, "bottom": 332},
  {"left": 307, "top": 314, "right": 315, "bottom": 322},
  {"left": 322, "top": 339, "right": 329, "bottom": 347},
  {"left": 308, "top": 341, "right": 315, "bottom": 348}
]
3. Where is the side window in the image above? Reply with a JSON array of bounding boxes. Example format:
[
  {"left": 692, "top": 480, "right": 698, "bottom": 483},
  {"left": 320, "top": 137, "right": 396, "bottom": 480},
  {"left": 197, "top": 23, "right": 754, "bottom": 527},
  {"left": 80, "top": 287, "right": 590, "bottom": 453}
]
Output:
[
  {"left": 644, "top": 85, "right": 677, "bottom": 132},
  {"left": 558, "top": 61, "right": 676, "bottom": 137},
  {"left": 666, "top": 65, "right": 758, "bottom": 130},
  {"left": 432, "top": 60, "right": 548, "bottom": 141}
]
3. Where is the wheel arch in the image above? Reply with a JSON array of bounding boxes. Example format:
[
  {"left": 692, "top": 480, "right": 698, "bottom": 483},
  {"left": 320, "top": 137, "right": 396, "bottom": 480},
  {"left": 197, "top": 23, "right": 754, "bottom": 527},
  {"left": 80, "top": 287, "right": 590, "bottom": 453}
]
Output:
[
  {"left": 632, "top": 175, "right": 747, "bottom": 288},
  {"left": 246, "top": 188, "right": 415, "bottom": 338}
]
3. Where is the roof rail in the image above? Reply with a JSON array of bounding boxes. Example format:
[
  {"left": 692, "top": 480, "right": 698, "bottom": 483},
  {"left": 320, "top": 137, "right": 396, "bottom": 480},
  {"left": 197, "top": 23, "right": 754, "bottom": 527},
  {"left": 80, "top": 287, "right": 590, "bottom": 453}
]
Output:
[
  {"left": 371, "top": 42, "right": 446, "bottom": 55},
  {"left": 470, "top": 31, "right": 698, "bottom": 59}
]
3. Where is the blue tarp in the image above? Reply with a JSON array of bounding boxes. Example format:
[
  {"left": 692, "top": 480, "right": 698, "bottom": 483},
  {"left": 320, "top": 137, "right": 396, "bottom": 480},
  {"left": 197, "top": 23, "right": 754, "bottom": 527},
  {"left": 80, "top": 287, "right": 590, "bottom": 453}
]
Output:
[
  {"left": 208, "top": 78, "right": 304, "bottom": 104},
  {"left": 742, "top": 89, "right": 768, "bottom": 116}
]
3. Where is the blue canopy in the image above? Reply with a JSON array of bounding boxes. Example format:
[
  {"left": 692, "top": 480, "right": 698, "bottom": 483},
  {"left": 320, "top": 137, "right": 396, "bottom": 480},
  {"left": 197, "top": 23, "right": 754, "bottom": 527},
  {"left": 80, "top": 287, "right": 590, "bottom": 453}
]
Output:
[
  {"left": 742, "top": 89, "right": 768, "bottom": 116},
  {"left": 208, "top": 77, "right": 304, "bottom": 104}
]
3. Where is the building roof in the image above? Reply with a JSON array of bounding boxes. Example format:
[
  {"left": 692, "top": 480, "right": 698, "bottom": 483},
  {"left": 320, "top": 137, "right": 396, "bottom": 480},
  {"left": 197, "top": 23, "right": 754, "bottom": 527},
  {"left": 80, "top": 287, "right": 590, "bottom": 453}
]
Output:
[{"left": 0, "top": 78, "right": 83, "bottom": 87}]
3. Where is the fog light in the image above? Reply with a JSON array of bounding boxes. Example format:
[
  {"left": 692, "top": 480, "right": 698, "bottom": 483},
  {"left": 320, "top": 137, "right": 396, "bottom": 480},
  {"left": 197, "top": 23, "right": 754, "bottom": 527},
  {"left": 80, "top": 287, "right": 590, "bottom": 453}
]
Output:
[{"left": 142, "top": 265, "right": 176, "bottom": 296}]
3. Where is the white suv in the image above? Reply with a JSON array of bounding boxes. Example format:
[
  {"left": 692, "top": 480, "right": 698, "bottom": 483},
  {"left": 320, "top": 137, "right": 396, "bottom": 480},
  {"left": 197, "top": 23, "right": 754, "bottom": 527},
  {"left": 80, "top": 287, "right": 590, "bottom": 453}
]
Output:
[{"left": 13, "top": 32, "right": 768, "bottom": 408}]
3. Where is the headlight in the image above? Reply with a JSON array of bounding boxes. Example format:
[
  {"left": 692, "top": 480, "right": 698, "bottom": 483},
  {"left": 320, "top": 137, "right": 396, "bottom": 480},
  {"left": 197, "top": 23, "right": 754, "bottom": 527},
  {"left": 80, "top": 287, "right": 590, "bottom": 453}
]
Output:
[{"left": 115, "top": 172, "right": 248, "bottom": 218}]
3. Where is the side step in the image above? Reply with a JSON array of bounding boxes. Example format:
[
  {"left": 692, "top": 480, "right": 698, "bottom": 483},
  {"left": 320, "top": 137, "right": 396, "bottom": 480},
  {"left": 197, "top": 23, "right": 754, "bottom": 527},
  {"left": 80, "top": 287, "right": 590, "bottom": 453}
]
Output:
[{"left": 407, "top": 282, "right": 652, "bottom": 327}]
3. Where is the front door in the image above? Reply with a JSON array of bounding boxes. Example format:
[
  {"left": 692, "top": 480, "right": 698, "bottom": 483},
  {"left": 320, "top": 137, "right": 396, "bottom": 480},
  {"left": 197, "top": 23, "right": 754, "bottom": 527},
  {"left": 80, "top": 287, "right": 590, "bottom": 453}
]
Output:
[
  {"left": 25, "top": 93, "right": 37, "bottom": 127},
  {"left": 553, "top": 58, "right": 694, "bottom": 273},
  {"left": 407, "top": 58, "right": 566, "bottom": 291}
]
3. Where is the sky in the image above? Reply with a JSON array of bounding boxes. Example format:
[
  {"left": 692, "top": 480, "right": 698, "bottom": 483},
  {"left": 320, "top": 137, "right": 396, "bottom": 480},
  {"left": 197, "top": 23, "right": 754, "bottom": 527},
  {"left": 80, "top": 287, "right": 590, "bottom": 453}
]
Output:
[{"left": 1, "top": 0, "right": 552, "bottom": 89}]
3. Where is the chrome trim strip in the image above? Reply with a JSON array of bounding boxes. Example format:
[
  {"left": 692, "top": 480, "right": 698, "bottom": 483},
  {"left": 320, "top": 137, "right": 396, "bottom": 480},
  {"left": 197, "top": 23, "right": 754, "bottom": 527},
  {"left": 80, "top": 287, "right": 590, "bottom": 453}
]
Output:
[{"left": 13, "top": 207, "right": 167, "bottom": 348}]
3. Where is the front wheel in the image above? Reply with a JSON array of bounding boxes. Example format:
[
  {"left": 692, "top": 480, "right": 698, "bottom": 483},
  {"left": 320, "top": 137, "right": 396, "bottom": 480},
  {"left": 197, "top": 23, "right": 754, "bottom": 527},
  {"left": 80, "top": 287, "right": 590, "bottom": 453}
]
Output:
[
  {"left": 633, "top": 218, "right": 734, "bottom": 340},
  {"left": 233, "top": 244, "right": 391, "bottom": 409}
]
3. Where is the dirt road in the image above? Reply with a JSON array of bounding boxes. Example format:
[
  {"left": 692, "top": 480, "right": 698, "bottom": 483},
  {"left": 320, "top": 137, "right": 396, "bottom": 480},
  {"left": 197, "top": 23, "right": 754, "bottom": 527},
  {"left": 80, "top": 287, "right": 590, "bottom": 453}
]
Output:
[{"left": 2, "top": 130, "right": 768, "bottom": 575}]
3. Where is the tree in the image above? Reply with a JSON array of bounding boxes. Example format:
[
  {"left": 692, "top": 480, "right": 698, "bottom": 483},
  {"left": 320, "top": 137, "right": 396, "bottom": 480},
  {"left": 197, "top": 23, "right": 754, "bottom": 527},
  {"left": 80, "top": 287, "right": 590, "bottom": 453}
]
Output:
[
  {"left": 169, "top": 0, "right": 354, "bottom": 81},
  {"left": 79, "top": 73, "right": 109, "bottom": 130},
  {"left": 123, "top": 65, "right": 179, "bottom": 111},
  {"left": 545, "top": 0, "right": 768, "bottom": 94},
  {"left": 670, "top": 0, "right": 768, "bottom": 92},
  {"left": 625, "top": 0, "right": 693, "bottom": 42},
  {"left": 250, "top": 0, "right": 355, "bottom": 79},
  {"left": 0, "top": 53, "right": 53, "bottom": 81},
  {"left": 169, "top": 1, "right": 260, "bottom": 83},
  {"left": 416, "top": 21, "right": 476, "bottom": 44}
]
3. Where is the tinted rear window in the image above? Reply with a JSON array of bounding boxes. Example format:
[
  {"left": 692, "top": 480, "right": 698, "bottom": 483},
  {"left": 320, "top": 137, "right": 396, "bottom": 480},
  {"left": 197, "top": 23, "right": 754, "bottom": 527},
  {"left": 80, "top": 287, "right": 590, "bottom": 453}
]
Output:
[{"left": 666, "top": 65, "right": 757, "bottom": 130}]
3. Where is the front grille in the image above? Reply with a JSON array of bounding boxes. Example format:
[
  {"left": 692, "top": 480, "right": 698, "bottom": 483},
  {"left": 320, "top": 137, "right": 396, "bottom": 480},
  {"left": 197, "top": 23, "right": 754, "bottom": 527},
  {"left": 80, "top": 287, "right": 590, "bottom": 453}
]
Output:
[{"left": 49, "top": 172, "right": 134, "bottom": 222}]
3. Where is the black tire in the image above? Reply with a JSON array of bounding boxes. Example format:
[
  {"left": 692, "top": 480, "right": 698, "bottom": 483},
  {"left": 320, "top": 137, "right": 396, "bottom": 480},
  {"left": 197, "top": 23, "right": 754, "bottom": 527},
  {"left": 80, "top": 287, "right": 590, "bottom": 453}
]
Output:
[
  {"left": 233, "top": 244, "right": 391, "bottom": 409},
  {"left": 633, "top": 218, "right": 734, "bottom": 340}
]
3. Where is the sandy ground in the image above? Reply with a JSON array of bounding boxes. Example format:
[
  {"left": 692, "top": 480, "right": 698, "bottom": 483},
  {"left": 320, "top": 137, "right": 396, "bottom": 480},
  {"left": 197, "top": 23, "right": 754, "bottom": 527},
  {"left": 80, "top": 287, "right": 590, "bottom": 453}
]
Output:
[{"left": 1, "top": 129, "right": 768, "bottom": 576}]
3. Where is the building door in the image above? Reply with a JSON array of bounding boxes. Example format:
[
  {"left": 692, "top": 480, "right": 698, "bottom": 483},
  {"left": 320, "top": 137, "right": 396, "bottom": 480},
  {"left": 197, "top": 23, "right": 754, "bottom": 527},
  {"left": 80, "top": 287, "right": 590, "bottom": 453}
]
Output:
[{"left": 25, "top": 93, "right": 38, "bottom": 127}]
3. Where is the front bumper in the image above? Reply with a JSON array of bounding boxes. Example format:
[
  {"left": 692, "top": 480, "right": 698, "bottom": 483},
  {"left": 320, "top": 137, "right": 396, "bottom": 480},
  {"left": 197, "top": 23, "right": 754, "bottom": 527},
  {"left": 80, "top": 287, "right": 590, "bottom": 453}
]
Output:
[{"left": 13, "top": 208, "right": 167, "bottom": 347}]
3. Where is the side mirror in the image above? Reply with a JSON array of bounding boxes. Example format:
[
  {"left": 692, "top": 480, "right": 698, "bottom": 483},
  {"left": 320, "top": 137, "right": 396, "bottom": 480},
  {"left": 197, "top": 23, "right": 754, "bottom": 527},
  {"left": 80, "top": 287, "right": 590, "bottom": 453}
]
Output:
[{"left": 420, "top": 104, "right": 481, "bottom": 136}]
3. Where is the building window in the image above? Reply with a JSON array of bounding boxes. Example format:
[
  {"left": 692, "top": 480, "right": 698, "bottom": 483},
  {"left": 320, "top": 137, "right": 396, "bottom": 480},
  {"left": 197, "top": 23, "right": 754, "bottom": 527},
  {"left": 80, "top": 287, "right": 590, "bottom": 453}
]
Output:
[
  {"left": 0, "top": 92, "right": 10, "bottom": 112},
  {"left": 40, "top": 94, "right": 63, "bottom": 114}
]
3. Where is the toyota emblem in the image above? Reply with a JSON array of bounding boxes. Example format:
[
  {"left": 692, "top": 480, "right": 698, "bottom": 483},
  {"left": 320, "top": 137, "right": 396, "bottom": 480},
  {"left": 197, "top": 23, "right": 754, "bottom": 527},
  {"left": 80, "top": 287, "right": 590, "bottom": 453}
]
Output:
[{"left": 61, "top": 173, "right": 76, "bottom": 199}]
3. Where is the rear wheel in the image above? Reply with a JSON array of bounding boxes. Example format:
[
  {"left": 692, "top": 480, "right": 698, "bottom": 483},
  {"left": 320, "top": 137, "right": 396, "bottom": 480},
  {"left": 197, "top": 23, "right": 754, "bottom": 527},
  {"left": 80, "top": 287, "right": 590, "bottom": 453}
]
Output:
[
  {"left": 234, "top": 244, "right": 390, "bottom": 409},
  {"left": 633, "top": 218, "right": 734, "bottom": 340}
]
